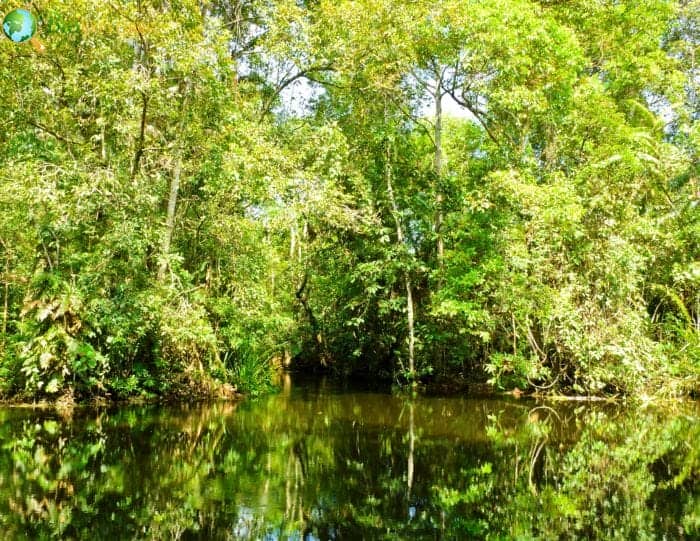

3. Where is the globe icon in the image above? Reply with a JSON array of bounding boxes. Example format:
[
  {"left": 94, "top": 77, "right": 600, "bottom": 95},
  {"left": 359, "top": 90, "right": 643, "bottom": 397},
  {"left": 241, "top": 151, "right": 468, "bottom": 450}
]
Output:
[{"left": 3, "top": 9, "right": 37, "bottom": 43}]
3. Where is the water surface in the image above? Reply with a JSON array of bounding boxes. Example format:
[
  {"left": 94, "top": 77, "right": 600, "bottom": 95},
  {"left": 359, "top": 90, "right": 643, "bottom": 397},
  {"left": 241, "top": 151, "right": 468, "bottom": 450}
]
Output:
[{"left": 0, "top": 376, "right": 698, "bottom": 539}]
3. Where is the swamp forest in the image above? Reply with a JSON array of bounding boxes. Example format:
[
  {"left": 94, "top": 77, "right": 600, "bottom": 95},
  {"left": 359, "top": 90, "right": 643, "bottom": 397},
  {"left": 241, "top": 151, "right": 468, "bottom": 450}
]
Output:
[
  {"left": 0, "top": 0, "right": 699, "bottom": 538},
  {"left": 0, "top": 0, "right": 699, "bottom": 400}
]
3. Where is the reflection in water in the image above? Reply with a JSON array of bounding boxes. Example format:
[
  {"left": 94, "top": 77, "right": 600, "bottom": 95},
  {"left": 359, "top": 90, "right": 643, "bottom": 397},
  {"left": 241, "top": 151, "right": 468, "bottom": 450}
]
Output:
[{"left": 0, "top": 379, "right": 698, "bottom": 539}]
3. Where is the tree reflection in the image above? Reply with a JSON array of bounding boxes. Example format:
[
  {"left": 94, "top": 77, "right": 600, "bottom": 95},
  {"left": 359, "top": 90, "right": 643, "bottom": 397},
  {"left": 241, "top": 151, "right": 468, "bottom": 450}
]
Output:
[{"left": 0, "top": 394, "right": 697, "bottom": 539}]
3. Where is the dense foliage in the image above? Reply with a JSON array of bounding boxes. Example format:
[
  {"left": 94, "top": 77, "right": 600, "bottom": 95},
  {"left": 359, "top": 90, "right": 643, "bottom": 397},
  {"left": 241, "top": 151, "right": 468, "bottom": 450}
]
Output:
[{"left": 0, "top": 0, "right": 698, "bottom": 400}]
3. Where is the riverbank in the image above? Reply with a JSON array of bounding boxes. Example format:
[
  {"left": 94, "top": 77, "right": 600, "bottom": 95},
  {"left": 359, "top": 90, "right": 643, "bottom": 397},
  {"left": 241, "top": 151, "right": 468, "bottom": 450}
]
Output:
[
  {"left": 0, "top": 377, "right": 241, "bottom": 408},
  {"left": 2, "top": 368, "right": 697, "bottom": 408}
]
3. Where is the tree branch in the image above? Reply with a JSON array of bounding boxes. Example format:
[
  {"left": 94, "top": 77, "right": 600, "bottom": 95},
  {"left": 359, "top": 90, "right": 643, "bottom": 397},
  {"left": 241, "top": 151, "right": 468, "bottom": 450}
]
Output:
[
  {"left": 25, "top": 119, "right": 82, "bottom": 147},
  {"left": 258, "top": 63, "right": 335, "bottom": 121},
  {"left": 441, "top": 85, "right": 504, "bottom": 149},
  {"left": 130, "top": 92, "right": 149, "bottom": 181}
]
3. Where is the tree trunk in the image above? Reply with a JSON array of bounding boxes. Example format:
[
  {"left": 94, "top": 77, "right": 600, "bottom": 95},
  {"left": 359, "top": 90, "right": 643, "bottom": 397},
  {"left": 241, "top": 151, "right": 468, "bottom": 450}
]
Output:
[
  {"left": 289, "top": 224, "right": 296, "bottom": 260},
  {"left": 130, "top": 93, "right": 148, "bottom": 181},
  {"left": 434, "top": 78, "right": 447, "bottom": 374},
  {"left": 296, "top": 272, "right": 326, "bottom": 365},
  {"left": 158, "top": 157, "right": 183, "bottom": 281},
  {"left": 434, "top": 83, "right": 444, "bottom": 268},
  {"left": 405, "top": 275, "right": 415, "bottom": 378},
  {"left": 158, "top": 93, "right": 189, "bottom": 282},
  {"left": 385, "top": 141, "right": 416, "bottom": 381}
]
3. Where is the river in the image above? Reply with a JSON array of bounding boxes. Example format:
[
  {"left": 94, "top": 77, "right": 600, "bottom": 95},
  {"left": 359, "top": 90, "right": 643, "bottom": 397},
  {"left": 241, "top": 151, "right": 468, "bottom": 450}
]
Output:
[{"left": 0, "top": 375, "right": 698, "bottom": 539}]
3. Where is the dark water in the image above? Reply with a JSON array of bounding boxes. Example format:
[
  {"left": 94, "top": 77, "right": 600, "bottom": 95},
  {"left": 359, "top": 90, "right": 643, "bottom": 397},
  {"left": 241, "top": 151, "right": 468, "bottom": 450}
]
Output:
[{"left": 0, "top": 376, "right": 699, "bottom": 540}]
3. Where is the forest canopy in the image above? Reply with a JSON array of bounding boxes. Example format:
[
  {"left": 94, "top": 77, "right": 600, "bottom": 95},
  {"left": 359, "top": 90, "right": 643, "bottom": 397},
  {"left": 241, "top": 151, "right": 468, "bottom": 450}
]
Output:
[{"left": 0, "top": 0, "right": 698, "bottom": 401}]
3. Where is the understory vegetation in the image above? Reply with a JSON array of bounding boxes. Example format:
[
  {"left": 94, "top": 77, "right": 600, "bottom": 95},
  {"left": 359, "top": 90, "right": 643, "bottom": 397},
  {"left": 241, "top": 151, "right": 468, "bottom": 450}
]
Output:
[{"left": 0, "top": 0, "right": 698, "bottom": 400}]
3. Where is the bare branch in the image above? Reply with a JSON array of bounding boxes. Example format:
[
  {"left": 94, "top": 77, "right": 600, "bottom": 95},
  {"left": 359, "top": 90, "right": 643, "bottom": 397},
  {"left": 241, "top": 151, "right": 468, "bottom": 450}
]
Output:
[{"left": 258, "top": 63, "right": 335, "bottom": 121}]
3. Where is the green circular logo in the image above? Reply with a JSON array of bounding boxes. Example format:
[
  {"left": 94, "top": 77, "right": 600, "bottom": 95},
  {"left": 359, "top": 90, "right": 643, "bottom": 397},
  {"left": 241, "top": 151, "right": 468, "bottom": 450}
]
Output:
[{"left": 3, "top": 9, "right": 37, "bottom": 43}]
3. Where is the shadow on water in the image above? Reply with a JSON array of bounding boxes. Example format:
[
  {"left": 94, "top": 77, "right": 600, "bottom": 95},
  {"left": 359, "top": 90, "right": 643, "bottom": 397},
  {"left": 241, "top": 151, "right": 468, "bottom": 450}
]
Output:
[{"left": 0, "top": 375, "right": 698, "bottom": 540}]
